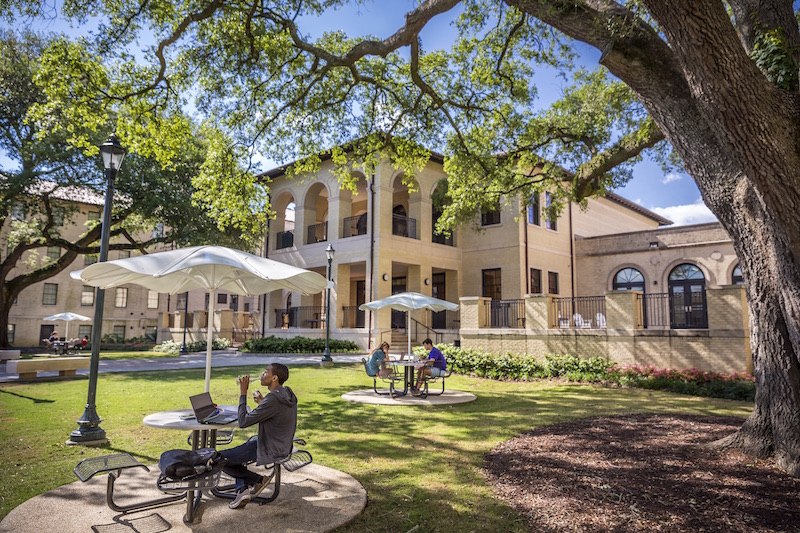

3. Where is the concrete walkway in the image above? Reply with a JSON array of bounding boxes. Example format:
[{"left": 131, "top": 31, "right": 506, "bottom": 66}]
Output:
[
  {"left": 342, "top": 389, "right": 477, "bottom": 405},
  {"left": 0, "top": 463, "right": 366, "bottom": 532},
  {"left": 0, "top": 350, "right": 367, "bottom": 382}
]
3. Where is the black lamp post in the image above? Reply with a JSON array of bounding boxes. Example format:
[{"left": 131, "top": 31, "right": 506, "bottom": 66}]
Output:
[
  {"left": 68, "top": 133, "right": 125, "bottom": 445},
  {"left": 180, "top": 292, "right": 189, "bottom": 354},
  {"left": 321, "top": 244, "right": 335, "bottom": 364}
]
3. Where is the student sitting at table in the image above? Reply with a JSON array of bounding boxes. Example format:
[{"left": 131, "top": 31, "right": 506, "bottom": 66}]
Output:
[
  {"left": 412, "top": 338, "right": 447, "bottom": 396},
  {"left": 42, "top": 331, "right": 59, "bottom": 348},
  {"left": 69, "top": 336, "right": 89, "bottom": 350},
  {"left": 221, "top": 363, "right": 298, "bottom": 510},
  {"left": 365, "top": 342, "right": 393, "bottom": 378}
]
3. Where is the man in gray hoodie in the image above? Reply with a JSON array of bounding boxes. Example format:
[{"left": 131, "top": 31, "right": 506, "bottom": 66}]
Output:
[{"left": 220, "top": 362, "right": 298, "bottom": 509}]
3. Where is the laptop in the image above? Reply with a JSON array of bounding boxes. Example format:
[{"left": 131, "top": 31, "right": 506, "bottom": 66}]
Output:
[{"left": 188, "top": 392, "right": 238, "bottom": 424}]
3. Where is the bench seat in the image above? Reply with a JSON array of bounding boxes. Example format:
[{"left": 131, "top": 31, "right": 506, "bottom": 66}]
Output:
[
  {"left": 7, "top": 356, "right": 90, "bottom": 378},
  {"left": 0, "top": 349, "right": 20, "bottom": 361}
]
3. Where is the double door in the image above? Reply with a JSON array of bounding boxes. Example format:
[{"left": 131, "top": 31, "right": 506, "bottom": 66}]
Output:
[{"left": 669, "top": 281, "right": 707, "bottom": 328}]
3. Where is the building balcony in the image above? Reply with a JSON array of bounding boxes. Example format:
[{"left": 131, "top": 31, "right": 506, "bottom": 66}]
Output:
[{"left": 307, "top": 222, "right": 327, "bottom": 244}]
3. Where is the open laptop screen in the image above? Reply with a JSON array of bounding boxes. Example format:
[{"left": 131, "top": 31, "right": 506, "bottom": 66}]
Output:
[{"left": 189, "top": 392, "right": 217, "bottom": 421}]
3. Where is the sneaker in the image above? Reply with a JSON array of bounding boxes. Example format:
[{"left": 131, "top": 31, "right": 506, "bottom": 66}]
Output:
[
  {"left": 229, "top": 489, "right": 250, "bottom": 509},
  {"left": 412, "top": 389, "right": 422, "bottom": 397},
  {"left": 250, "top": 469, "right": 275, "bottom": 498}
]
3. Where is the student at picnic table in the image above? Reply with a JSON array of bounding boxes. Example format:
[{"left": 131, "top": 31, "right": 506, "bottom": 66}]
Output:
[
  {"left": 412, "top": 338, "right": 447, "bottom": 396},
  {"left": 365, "top": 342, "right": 394, "bottom": 378},
  {"left": 220, "top": 362, "right": 298, "bottom": 510},
  {"left": 42, "top": 331, "right": 59, "bottom": 348}
]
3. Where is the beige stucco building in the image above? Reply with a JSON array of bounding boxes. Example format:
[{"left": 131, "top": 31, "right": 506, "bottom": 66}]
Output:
[
  {"left": 2, "top": 185, "right": 169, "bottom": 347},
  {"left": 6, "top": 154, "right": 751, "bottom": 374}
]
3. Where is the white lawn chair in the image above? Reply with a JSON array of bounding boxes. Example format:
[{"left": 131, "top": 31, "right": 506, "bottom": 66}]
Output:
[{"left": 595, "top": 313, "right": 607, "bottom": 328}]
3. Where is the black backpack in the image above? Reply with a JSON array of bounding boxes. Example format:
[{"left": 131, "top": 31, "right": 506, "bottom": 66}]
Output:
[{"left": 158, "top": 448, "right": 227, "bottom": 480}]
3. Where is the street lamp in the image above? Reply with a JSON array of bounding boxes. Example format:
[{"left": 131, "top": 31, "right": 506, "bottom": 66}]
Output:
[
  {"left": 69, "top": 133, "right": 125, "bottom": 445},
  {"left": 180, "top": 292, "right": 189, "bottom": 354},
  {"left": 321, "top": 244, "right": 335, "bottom": 365}
]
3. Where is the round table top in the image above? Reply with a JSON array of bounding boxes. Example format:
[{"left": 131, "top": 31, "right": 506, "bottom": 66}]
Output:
[
  {"left": 390, "top": 360, "right": 430, "bottom": 367},
  {"left": 143, "top": 406, "right": 238, "bottom": 430}
]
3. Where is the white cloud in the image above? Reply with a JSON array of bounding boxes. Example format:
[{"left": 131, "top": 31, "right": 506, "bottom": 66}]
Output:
[
  {"left": 661, "top": 172, "right": 683, "bottom": 185},
  {"left": 633, "top": 198, "right": 643, "bottom": 205},
  {"left": 652, "top": 198, "right": 717, "bottom": 226}
]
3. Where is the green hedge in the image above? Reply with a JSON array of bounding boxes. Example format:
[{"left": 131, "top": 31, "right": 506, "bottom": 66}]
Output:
[
  {"left": 240, "top": 335, "right": 359, "bottom": 354},
  {"left": 434, "top": 344, "right": 755, "bottom": 402}
]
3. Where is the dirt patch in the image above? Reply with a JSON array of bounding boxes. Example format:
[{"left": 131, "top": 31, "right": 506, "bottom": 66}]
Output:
[{"left": 484, "top": 413, "right": 800, "bottom": 532}]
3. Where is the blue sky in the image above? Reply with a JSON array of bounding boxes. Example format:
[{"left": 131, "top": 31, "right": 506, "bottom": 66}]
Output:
[{"left": 3, "top": 0, "right": 714, "bottom": 226}]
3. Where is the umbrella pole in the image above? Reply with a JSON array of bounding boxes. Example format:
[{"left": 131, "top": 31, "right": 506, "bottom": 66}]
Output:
[
  {"left": 205, "top": 289, "right": 215, "bottom": 392},
  {"left": 407, "top": 311, "right": 411, "bottom": 360}
]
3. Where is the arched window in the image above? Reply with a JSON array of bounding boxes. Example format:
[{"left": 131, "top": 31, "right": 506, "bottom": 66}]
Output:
[
  {"left": 668, "top": 264, "right": 707, "bottom": 328},
  {"left": 613, "top": 267, "right": 645, "bottom": 291},
  {"left": 732, "top": 264, "right": 743, "bottom": 285}
]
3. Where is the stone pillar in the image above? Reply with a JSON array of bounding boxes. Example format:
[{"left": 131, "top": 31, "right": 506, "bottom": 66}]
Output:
[
  {"left": 605, "top": 290, "right": 642, "bottom": 330},
  {"left": 333, "top": 263, "right": 348, "bottom": 328},
  {"left": 525, "top": 294, "right": 549, "bottom": 330},
  {"left": 460, "top": 296, "right": 488, "bottom": 329},
  {"left": 706, "top": 285, "right": 752, "bottom": 374}
]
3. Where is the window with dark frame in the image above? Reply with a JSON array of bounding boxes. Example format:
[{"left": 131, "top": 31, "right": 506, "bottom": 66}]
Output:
[
  {"left": 7, "top": 324, "right": 15, "bottom": 344},
  {"left": 527, "top": 194, "right": 540, "bottom": 225},
  {"left": 732, "top": 264, "right": 744, "bottom": 285},
  {"left": 42, "top": 283, "right": 58, "bottom": 305},
  {"left": 482, "top": 268, "right": 502, "bottom": 299},
  {"left": 481, "top": 199, "right": 501, "bottom": 226},
  {"left": 530, "top": 268, "right": 542, "bottom": 294},
  {"left": 113, "top": 325, "right": 126, "bottom": 340},
  {"left": 217, "top": 293, "right": 228, "bottom": 305},
  {"left": 545, "top": 192, "right": 557, "bottom": 231},
  {"left": 46, "top": 246, "right": 61, "bottom": 261},
  {"left": 548, "top": 271, "right": 559, "bottom": 294},
  {"left": 118, "top": 250, "right": 131, "bottom": 259},
  {"left": 176, "top": 292, "right": 188, "bottom": 310},
  {"left": 78, "top": 324, "right": 92, "bottom": 338}
]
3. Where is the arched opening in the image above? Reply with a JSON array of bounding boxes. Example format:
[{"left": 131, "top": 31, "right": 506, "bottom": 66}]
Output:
[
  {"left": 391, "top": 174, "right": 419, "bottom": 239},
  {"left": 613, "top": 267, "right": 645, "bottom": 291},
  {"left": 303, "top": 182, "right": 329, "bottom": 244},
  {"left": 431, "top": 182, "right": 454, "bottom": 246},
  {"left": 732, "top": 264, "right": 744, "bottom": 285},
  {"left": 668, "top": 263, "right": 707, "bottom": 329},
  {"left": 273, "top": 192, "right": 296, "bottom": 250}
]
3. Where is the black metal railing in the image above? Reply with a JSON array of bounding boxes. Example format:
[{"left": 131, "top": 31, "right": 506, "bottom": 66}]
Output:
[
  {"left": 551, "top": 296, "right": 607, "bottom": 329},
  {"left": 410, "top": 316, "right": 443, "bottom": 345},
  {"left": 483, "top": 299, "right": 525, "bottom": 328},
  {"left": 276, "top": 230, "right": 294, "bottom": 249},
  {"left": 343, "top": 214, "right": 368, "bottom": 237},
  {"left": 432, "top": 231, "right": 454, "bottom": 246},
  {"left": 637, "top": 292, "right": 708, "bottom": 329},
  {"left": 274, "top": 306, "right": 325, "bottom": 329},
  {"left": 341, "top": 305, "right": 366, "bottom": 328},
  {"left": 429, "top": 309, "right": 460, "bottom": 330},
  {"left": 392, "top": 214, "right": 417, "bottom": 239},
  {"left": 306, "top": 222, "right": 327, "bottom": 244}
]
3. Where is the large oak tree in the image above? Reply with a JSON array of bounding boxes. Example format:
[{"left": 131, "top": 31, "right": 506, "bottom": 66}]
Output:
[
  {"left": 0, "top": 30, "right": 267, "bottom": 348},
  {"left": 3, "top": 1, "right": 799, "bottom": 475}
]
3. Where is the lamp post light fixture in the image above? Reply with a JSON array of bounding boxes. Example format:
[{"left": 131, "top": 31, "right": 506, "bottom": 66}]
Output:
[
  {"left": 68, "top": 133, "right": 126, "bottom": 445},
  {"left": 180, "top": 292, "right": 189, "bottom": 354},
  {"left": 321, "top": 244, "right": 335, "bottom": 365}
]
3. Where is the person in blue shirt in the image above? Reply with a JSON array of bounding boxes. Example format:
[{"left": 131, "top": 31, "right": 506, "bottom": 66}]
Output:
[
  {"left": 365, "top": 342, "right": 393, "bottom": 378},
  {"left": 413, "top": 338, "right": 446, "bottom": 395}
]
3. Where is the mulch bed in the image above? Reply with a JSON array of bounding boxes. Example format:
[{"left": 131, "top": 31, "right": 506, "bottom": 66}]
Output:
[{"left": 484, "top": 414, "right": 800, "bottom": 532}]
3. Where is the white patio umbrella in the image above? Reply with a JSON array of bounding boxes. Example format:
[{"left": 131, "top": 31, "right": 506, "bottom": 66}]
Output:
[
  {"left": 72, "top": 245, "right": 327, "bottom": 391},
  {"left": 359, "top": 292, "right": 459, "bottom": 357},
  {"left": 43, "top": 312, "right": 92, "bottom": 342}
]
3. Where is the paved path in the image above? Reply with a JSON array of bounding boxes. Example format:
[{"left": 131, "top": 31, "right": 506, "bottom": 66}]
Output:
[{"left": 0, "top": 351, "right": 367, "bottom": 383}]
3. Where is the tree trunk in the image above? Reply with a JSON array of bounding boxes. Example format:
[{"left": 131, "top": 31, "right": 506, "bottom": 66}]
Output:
[{"left": 512, "top": 0, "right": 800, "bottom": 473}]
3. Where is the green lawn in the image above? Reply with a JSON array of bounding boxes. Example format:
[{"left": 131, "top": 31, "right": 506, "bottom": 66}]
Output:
[
  {"left": 21, "top": 349, "right": 181, "bottom": 360},
  {"left": 0, "top": 364, "right": 753, "bottom": 531}
]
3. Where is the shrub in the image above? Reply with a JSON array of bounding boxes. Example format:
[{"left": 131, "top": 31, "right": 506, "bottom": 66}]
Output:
[
  {"left": 437, "top": 344, "right": 755, "bottom": 401},
  {"left": 153, "top": 337, "right": 232, "bottom": 354},
  {"left": 240, "top": 335, "right": 359, "bottom": 354}
]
